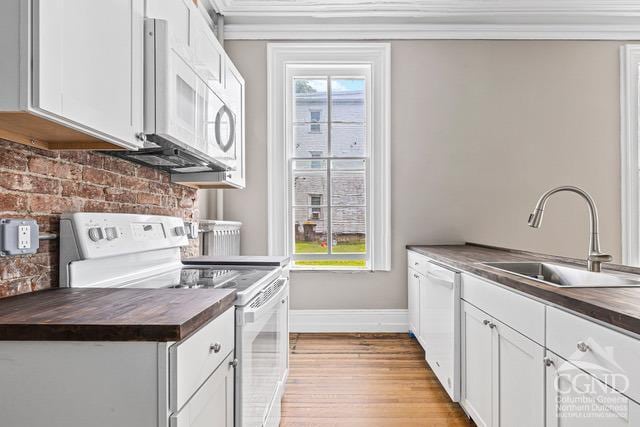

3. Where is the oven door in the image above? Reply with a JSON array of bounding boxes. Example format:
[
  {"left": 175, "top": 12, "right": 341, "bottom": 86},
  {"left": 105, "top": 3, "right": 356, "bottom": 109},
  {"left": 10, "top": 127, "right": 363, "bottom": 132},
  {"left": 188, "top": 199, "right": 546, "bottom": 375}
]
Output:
[{"left": 236, "top": 278, "right": 289, "bottom": 427}]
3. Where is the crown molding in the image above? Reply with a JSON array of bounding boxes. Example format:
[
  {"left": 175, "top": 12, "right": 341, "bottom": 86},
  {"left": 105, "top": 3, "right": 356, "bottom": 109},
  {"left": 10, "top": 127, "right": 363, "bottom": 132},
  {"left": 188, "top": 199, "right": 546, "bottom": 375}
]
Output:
[
  {"left": 212, "top": 0, "right": 640, "bottom": 17},
  {"left": 224, "top": 23, "right": 640, "bottom": 40}
]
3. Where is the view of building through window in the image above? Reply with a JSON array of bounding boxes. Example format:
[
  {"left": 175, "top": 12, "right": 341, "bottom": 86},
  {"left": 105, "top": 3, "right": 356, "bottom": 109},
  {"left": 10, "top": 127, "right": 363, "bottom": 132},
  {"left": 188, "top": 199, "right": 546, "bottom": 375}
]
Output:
[{"left": 291, "top": 76, "right": 368, "bottom": 268}]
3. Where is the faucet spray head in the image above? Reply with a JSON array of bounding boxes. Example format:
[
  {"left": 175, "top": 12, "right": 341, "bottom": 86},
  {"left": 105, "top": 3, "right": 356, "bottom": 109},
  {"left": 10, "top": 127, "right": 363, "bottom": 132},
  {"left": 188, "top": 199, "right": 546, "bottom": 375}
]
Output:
[{"left": 528, "top": 209, "right": 543, "bottom": 228}]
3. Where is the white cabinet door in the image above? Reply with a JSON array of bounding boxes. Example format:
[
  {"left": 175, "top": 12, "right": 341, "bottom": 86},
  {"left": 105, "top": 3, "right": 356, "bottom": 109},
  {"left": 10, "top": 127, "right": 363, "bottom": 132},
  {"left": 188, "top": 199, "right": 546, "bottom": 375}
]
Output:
[
  {"left": 461, "top": 301, "right": 493, "bottom": 427},
  {"left": 545, "top": 351, "right": 640, "bottom": 426},
  {"left": 494, "top": 318, "right": 544, "bottom": 427},
  {"left": 418, "top": 272, "right": 430, "bottom": 349},
  {"left": 32, "top": 0, "right": 144, "bottom": 148},
  {"left": 171, "top": 352, "right": 235, "bottom": 427},
  {"left": 408, "top": 268, "right": 420, "bottom": 336},
  {"left": 223, "top": 59, "right": 246, "bottom": 188}
]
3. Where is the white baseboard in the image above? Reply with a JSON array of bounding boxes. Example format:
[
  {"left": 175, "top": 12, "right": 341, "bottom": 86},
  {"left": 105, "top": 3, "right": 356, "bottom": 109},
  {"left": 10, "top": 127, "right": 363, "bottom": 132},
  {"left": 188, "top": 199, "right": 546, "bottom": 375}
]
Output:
[{"left": 289, "top": 309, "right": 409, "bottom": 333}]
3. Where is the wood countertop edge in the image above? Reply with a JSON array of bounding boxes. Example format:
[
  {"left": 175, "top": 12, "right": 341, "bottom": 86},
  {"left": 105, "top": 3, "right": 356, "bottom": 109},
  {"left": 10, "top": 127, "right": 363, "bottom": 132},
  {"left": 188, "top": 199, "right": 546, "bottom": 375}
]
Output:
[
  {"left": 406, "top": 243, "right": 640, "bottom": 337},
  {"left": 0, "top": 289, "right": 237, "bottom": 342}
]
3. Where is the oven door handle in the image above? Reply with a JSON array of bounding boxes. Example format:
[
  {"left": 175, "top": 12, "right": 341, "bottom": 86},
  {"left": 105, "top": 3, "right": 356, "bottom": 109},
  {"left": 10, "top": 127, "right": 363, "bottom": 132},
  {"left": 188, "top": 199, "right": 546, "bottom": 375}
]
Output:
[{"left": 241, "top": 278, "right": 289, "bottom": 325}]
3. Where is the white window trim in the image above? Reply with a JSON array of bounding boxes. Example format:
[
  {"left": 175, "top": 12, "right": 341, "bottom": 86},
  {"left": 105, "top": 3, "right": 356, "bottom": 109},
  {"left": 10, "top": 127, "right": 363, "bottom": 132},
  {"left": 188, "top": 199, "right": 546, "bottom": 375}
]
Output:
[
  {"left": 621, "top": 45, "right": 640, "bottom": 266},
  {"left": 267, "top": 43, "right": 391, "bottom": 271}
]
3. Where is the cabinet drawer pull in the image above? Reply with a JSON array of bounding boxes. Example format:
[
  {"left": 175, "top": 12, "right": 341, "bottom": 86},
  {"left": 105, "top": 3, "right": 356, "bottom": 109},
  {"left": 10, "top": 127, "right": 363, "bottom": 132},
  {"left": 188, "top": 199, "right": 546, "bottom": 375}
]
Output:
[
  {"left": 488, "top": 322, "right": 496, "bottom": 329},
  {"left": 209, "top": 342, "right": 222, "bottom": 353},
  {"left": 483, "top": 319, "right": 490, "bottom": 326},
  {"left": 229, "top": 358, "right": 239, "bottom": 368},
  {"left": 414, "top": 274, "right": 420, "bottom": 279},
  {"left": 543, "top": 357, "right": 554, "bottom": 367},
  {"left": 576, "top": 341, "right": 590, "bottom": 352}
]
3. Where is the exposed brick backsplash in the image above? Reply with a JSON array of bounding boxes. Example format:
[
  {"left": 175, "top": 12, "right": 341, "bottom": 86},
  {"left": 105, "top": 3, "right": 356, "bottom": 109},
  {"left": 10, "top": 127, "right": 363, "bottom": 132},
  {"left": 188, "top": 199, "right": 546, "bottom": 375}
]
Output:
[{"left": 0, "top": 139, "right": 199, "bottom": 298}]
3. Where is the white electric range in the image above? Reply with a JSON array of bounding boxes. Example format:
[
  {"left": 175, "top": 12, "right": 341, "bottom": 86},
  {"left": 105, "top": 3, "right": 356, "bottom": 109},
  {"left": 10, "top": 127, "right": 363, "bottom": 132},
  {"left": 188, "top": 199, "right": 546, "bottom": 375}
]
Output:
[{"left": 59, "top": 212, "right": 289, "bottom": 427}]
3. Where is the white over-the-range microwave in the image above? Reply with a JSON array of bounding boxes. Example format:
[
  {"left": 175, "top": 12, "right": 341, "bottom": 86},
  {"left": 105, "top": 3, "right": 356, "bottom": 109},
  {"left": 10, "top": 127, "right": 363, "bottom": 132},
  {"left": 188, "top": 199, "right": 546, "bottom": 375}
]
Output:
[{"left": 112, "top": 15, "right": 243, "bottom": 186}]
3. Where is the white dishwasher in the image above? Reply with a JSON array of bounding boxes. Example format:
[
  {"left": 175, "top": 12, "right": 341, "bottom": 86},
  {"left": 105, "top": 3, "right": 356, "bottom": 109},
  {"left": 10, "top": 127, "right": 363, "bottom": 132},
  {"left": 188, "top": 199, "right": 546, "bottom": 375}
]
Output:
[{"left": 421, "top": 261, "right": 460, "bottom": 402}]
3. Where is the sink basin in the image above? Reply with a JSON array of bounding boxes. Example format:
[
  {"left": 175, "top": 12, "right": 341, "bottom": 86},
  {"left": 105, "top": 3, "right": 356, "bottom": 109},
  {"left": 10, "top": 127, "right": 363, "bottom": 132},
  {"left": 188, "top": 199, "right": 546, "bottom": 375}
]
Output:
[{"left": 482, "top": 262, "right": 640, "bottom": 288}]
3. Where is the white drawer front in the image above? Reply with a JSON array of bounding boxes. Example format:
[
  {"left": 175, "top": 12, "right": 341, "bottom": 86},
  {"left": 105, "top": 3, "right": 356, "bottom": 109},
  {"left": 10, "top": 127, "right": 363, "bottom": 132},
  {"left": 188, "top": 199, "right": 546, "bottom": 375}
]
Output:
[
  {"left": 461, "top": 273, "right": 545, "bottom": 344},
  {"left": 408, "top": 250, "right": 429, "bottom": 276},
  {"left": 547, "top": 306, "right": 640, "bottom": 403},
  {"left": 170, "top": 307, "right": 235, "bottom": 412}
]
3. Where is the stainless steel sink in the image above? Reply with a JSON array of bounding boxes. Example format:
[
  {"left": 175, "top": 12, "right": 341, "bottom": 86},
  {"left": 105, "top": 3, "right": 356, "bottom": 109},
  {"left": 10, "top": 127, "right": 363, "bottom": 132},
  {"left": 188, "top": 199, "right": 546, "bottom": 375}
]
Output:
[{"left": 482, "top": 262, "right": 640, "bottom": 288}]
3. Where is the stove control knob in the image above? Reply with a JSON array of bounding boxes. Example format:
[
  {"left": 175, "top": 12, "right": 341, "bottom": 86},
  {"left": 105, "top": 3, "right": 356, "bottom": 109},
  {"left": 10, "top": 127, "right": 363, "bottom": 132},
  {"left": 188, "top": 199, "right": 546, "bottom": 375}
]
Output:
[
  {"left": 104, "top": 227, "right": 118, "bottom": 241},
  {"left": 174, "top": 226, "right": 186, "bottom": 236},
  {"left": 88, "top": 227, "right": 104, "bottom": 242}
]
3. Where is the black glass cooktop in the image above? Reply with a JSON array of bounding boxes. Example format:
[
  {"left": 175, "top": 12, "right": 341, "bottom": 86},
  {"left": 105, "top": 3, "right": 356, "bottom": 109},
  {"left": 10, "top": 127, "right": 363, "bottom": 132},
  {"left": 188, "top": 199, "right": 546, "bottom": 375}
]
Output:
[{"left": 167, "top": 267, "right": 273, "bottom": 291}]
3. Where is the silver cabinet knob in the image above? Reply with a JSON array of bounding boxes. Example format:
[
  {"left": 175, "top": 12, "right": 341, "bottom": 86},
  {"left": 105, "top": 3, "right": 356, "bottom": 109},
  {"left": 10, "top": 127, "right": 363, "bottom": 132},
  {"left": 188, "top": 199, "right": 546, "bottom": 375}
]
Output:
[
  {"left": 488, "top": 322, "right": 496, "bottom": 329},
  {"left": 576, "top": 341, "right": 590, "bottom": 352},
  {"left": 281, "top": 298, "right": 286, "bottom": 304},
  {"left": 483, "top": 320, "right": 490, "bottom": 326},
  {"left": 229, "top": 358, "right": 239, "bottom": 368},
  {"left": 210, "top": 342, "right": 222, "bottom": 353},
  {"left": 135, "top": 132, "right": 147, "bottom": 142},
  {"left": 543, "top": 357, "right": 554, "bottom": 367}
]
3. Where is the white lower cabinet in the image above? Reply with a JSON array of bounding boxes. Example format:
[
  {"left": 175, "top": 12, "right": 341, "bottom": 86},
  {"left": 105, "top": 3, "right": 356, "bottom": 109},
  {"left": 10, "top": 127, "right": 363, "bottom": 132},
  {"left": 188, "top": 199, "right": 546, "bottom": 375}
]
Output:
[
  {"left": 461, "top": 301, "right": 544, "bottom": 427},
  {"left": 545, "top": 351, "right": 640, "bottom": 426},
  {"left": 0, "top": 307, "right": 235, "bottom": 427},
  {"left": 408, "top": 267, "right": 420, "bottom": 337},
  {"left": 461, "top": 301, "right": 493, "bottom": 427},
  {"left": 408, "top": 253, "right": 640, "bottom": 427},
  {"left": 170, "top": 352, "right": 234, "bottom": 427},
  {"left": 494, "top": 315, "right": 544, "bottom": 427}
]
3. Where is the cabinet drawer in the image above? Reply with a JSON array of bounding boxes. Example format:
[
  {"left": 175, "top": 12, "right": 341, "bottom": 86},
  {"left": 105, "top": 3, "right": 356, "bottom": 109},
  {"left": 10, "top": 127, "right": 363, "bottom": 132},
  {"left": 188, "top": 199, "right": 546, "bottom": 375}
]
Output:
[
  {"left": 170, "top": 307, "right": 235, "bottom": 412},
  {"left": 170, "top": 351, "right": 234, "bottom": 427},
  {"left": 408, "top": 250, "right": 429, "bottom": 276},
  {"left": 547, "top": 306, "right": 640, "bottom": 403},
  {"left": 461, "top": 274, "right": 545, "bottom": 344},
  {"left": 546, "top": 351, "right": 640, "bottom": 426}
]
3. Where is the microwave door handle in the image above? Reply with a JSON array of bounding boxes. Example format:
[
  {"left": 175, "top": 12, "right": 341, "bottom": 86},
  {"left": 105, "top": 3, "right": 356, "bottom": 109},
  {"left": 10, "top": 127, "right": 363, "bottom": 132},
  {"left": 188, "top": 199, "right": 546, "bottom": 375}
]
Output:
[
  {"left": 242, "top": 278, "right": 289, "bottom": 324},
  {"left": 215, "top": 105, "right": 235, "bottom": 153}
]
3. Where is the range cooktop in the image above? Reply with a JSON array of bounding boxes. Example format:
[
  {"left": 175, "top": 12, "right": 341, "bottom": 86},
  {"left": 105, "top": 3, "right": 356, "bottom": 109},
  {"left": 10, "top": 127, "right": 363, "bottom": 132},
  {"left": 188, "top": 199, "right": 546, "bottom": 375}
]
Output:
[{"left": 170, "top": 267, "right": 274, "bottom": 292}]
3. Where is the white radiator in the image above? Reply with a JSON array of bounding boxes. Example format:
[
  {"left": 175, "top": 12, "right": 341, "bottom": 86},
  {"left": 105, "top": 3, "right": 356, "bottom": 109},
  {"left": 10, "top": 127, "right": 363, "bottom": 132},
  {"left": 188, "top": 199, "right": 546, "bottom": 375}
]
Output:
[{"left": 199, "top": 220, "right": 242, "bottom": 256}]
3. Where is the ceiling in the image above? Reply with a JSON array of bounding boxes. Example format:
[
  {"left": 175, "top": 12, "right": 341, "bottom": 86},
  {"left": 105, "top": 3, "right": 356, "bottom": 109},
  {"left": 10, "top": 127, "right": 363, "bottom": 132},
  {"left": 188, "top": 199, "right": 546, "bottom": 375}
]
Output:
[{"left": 208, "top": 0, "right": 640, "bottom": 40}]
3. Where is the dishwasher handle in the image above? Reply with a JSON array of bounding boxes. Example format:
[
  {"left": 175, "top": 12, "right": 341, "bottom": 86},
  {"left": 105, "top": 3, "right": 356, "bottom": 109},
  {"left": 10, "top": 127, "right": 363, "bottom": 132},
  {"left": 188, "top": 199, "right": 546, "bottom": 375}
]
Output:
[{"left": 425, "top": 271, "right": 454, "bottom": 289}]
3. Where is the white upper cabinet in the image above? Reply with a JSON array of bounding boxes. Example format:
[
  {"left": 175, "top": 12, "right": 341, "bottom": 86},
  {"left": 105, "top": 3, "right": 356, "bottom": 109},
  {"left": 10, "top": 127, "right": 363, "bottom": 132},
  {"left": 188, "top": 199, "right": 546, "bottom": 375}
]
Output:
[
  {"left": 33, "top": 0, "right": 144, "bottom": 148},
  {"left": 0, "top": 0, "right": 145, "bottom": 150}
]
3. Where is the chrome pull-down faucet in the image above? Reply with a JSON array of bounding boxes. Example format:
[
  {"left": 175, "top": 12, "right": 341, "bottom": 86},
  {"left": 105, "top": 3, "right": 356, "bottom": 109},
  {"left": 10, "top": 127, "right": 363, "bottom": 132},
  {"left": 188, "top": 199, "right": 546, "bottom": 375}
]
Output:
[{"left": 527, "top": 186, "right": 612, "bottom": 272}]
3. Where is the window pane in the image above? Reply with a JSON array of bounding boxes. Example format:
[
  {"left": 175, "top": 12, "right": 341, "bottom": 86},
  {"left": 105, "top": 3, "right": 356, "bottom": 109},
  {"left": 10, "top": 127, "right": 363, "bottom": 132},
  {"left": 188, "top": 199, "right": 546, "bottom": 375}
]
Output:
[
  {"left": 331, "top": 207, "right": 366, "bottom": 253},
  {"left": 294, "top": 259, "right": 367, "bottom": 268},
  {"left": 294, "top": 207, "right": 328, "bottom": 254},
  {"left": 292, "top": 162, "right": 327, "bottom": 207},
  {"left": 331, "top": 159, "right": 366, "bottom": 206},
  {"left": 331, "top": 78, "right": 365, "bottom": 123},
  {"left": 294, "top": 79, "right": 327, "bottom": 123},
  {"left": 331, "top": 123, "right": 367, "bottom": 157},
  {"left": 294, "top": 123, "right": 328, "bottom": 157}
]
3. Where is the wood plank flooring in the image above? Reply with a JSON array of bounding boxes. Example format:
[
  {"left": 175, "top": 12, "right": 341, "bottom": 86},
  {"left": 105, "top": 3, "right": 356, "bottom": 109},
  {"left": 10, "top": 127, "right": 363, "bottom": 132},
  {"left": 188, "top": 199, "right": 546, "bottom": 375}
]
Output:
[{"left": 281, "top": 333, "right": 473, "bottom": 426}]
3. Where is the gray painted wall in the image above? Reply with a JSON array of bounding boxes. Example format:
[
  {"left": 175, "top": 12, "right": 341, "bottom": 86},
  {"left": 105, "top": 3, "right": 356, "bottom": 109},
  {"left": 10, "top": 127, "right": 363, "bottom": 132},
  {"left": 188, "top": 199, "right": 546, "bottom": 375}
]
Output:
[{"left": 223, "top": 40, "right": 625, "bottom": 310}]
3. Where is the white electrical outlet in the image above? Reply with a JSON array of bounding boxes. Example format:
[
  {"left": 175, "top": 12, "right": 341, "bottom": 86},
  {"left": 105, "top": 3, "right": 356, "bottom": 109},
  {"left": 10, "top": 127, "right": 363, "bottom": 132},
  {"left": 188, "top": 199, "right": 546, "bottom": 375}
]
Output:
[{"left": 18, "top": 225, "right": 31, "bottom": 249}]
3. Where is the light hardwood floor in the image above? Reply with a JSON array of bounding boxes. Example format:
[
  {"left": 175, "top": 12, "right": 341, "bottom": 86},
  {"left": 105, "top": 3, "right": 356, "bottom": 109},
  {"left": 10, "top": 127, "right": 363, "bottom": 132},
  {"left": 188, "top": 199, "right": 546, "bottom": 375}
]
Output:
[{"left": 280, "top": 333, "right": 473, "bottom": 426}]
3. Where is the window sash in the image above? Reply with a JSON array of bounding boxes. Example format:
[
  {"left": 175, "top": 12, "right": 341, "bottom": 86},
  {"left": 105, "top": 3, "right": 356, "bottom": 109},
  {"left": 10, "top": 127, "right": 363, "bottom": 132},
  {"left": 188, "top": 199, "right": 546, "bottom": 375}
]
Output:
[{"left": 288, "top": 71, "right": 371, "bottom": 264}]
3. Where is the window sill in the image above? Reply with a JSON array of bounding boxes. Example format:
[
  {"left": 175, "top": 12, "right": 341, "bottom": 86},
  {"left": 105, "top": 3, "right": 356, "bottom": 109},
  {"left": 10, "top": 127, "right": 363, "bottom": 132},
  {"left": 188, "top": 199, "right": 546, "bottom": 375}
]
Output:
[{"left": 290, "top": 266, "right": 373, "bottom": 273}]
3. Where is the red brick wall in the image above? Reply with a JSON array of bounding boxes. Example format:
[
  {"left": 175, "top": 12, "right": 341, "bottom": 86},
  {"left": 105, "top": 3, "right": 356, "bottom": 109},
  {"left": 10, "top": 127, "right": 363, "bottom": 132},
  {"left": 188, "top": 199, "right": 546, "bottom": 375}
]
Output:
[{"left": 0, "top": 139, "right": 199, "bottom": 298}]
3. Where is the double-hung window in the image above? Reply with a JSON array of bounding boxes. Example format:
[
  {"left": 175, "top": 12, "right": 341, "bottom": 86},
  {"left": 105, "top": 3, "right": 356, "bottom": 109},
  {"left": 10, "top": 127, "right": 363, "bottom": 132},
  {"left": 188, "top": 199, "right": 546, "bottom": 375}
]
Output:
[
  {"left": 268, "top": 44, "right": 390, "bottom": 271},
  {"left": 292, "top": 74, "right": 368, "bottom": 268}
]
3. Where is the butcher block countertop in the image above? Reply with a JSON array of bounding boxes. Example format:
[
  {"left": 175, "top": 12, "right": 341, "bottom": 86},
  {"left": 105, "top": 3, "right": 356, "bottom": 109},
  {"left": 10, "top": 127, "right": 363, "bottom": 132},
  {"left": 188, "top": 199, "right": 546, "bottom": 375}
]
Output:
[
  {"left": 407, "top": 243, "right": 640, "bottom": 337},
  {"left": 0, "top": 288, "right": 236, "bottom": 342}
]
